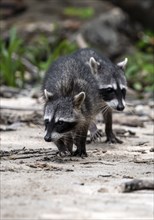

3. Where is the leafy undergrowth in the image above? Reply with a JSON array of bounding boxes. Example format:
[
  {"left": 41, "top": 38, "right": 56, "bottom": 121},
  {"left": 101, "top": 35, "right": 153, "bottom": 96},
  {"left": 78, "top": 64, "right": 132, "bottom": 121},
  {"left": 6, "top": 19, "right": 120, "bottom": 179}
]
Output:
[
  {"left": 0, "top": 28, "right": 153, "bottom": 97},
  {"left": 0, "top": 28, "right": 78, "bottom": 88},
  {"left": 0, "top": 28, "right": 25, "bottom": 87},
  {"left": 63, "top": 7, "right": 94, "bottom": 20},
  {"left": 126, "top": 31, "right": 154, "bottom": 95}
]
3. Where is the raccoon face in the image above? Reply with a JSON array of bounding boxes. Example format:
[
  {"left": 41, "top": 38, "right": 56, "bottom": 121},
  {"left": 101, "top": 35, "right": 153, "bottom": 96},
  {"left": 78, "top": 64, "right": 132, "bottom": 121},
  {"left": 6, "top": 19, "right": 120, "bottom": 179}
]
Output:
[
  {"left": 43, "top": 91, "right": 85, "bottom": 142},
  {"left": 44, "top": 117, "right": 78, "bottom": 142},
  {"left": 98, "top": 84, "right": 126, "bottom": 111},
  {"left": 89, "top": 57, "right": 127, "bottom": 111}
]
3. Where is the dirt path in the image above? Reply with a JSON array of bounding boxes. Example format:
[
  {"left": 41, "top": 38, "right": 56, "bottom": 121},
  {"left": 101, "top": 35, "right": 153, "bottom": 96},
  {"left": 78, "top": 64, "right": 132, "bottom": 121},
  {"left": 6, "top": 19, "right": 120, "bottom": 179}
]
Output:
[{"left": 0, "top": 97, "right": 154, "bottom": 220}]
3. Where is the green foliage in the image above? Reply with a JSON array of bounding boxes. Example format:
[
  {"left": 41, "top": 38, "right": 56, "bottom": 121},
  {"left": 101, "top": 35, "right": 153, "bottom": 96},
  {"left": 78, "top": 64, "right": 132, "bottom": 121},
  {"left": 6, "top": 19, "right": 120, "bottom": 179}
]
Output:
[
  {"left": 63, "top": 7, "right": 94, "bottom": 19},
  {"left": 126, "top": 52, "right": 154, "bottom": 92},
  {"left": 126, "top": 31, "right": 154, "bottom": 93},
  {"left": 26, "top": 36, "right": 77, "bottom": 71},
  {"left": 136, "top": 30, "right": 154, "bottom": 54},
  {"left": 0, "top": 28, "right": 25, "bottom": 87},
  {"left": 1, "top": 27, "right": 153, "bottom": 95},
  {"left": 25, "top": 35, "right": 53, "bottom": 74},
  {"left": 0, "top": 28, "right": 78, "bottom": 88},
  {"left": 39, "top": 39, "right": 78, "bottom": 71}
]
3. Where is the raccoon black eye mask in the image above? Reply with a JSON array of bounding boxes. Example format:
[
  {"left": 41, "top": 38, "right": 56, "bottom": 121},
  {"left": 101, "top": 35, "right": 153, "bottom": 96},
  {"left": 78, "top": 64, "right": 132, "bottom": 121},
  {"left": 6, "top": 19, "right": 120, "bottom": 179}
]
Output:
[
  {"left": 99, "top": 87, "right": 126, "bottom": 102},
  {"left": 56, "top": 121, "right": 77, "bottom": 133},
  {"left": 45, "top": 119, "right": 77, "bottom": 134}
]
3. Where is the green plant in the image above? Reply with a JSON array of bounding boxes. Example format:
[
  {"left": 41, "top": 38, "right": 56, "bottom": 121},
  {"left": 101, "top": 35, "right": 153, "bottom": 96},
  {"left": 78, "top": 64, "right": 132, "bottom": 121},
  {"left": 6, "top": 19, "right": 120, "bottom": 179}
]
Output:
[
  {"left": 125, "top": 30, "right": 154, "bottom": 94},
  {"left": 0, "top": 28, "right": 78, "bottom": 88},
  {"left": 126, "top": 52, "right": 154, "bottom": 93},
  {"left": 0, "top": 28, "right": 25, "bottom": 87},
  {"left": 63, "top": 7, "right": 94, "bottom": 19},
  {"left": 39, "top": 39, "right": 78, "bottom": 71},
  {"left": 26, "top": 37, "right": 78, "bottom": 72},
  {"left": 137, "top": 30, "right": 154, "bottom": 54}
]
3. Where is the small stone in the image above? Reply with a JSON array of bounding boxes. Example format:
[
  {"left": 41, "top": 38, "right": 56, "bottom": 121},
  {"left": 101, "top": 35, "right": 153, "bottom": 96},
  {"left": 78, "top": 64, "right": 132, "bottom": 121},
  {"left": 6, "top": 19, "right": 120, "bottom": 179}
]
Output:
[
  {"left": 80, "top": 183, "right": 85, "bottom": 186},
  {"left": 98, "top": 187, "right": 108, "bottom": 193},
  {"left": 150, "top": 148, "right": 154, "bottom": 152}
]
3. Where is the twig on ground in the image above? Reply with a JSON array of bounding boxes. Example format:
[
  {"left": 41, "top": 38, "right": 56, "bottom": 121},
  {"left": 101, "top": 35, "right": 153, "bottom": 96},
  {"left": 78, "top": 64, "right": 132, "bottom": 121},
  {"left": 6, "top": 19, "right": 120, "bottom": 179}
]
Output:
[
  {"left": 0, "top": 105, "right": 42, "bottom": 111},
  {"left": 119, "top": 179, "right": 154, "bottom": 192},
  {"left": 80, "top": 161, "right": 115, "bottom": 166},
  {"left": 75, "top": 33, "right": 88, "bottom": 48}
]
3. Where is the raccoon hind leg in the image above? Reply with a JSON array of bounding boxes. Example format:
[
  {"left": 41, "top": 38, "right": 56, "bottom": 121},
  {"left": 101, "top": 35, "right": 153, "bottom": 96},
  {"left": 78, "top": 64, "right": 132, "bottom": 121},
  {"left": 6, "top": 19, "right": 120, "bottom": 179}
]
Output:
[
  {"left": 88, "top": 121, "right": 102, "bottom": 143},
  {"left": 103, "top": 108, "right": 123, "bottom": 144}
]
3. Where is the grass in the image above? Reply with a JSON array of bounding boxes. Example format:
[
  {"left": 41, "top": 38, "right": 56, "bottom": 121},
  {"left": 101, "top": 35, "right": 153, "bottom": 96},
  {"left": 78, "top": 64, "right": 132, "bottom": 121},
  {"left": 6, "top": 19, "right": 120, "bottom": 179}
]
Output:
[
  {"left": 0, "top": 28, "right": 78, "bottom": 88},
  {"left": 125, "top": 30, "right": 154, "bottom": 94},
  {"left": 0, "top": 28, "right": 25, "bottom": 87},
  {"left": 26, "top": 36, "right": 77, "bottom": 71},
  {"left": 0, "top": 27, "right": 153, "bottom": 96},
  {"left": 63, "top": 7, "right": 94, "bottom": 19},
  {"left": 126, "top": 52, "right": 154, "bottom": 92}
]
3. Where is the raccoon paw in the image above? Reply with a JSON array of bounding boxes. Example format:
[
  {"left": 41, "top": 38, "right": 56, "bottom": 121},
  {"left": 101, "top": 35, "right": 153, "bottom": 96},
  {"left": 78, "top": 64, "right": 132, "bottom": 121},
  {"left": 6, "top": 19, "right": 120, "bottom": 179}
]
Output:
[
  {"left": 105, "top": 133, "right": 123, "bottom": 144},
  {"left": 58, "top": 150, "right": 71, "bottom": 157},
  {"left": 73, "top": 149, "right": 88, "bottom": 158},
  {"left": 90, "top": 129, "right": 102, "bottom": 143}
]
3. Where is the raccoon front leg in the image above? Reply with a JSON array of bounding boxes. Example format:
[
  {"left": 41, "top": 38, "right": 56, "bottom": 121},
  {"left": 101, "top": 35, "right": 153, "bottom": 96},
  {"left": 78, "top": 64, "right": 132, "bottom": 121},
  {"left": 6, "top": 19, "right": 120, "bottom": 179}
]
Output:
[
  {"left": 103, "top": 108, "right": 123, "bottom": 144},
  {"left": 55, "top": 137, "right": 73, "bottom": 157},
  {"left": 63, "top": 134, "right": 74, "bottom": 155},
  {"left": 73, "top": 125, "right": 89, "bottom": 157}
]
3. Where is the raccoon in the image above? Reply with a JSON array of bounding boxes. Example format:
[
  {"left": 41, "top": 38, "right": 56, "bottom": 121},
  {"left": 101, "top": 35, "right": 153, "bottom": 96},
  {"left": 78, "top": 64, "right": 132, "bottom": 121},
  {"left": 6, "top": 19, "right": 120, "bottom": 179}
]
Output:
[
  {"left": 72, "top": 48, "right": 128, "bottom": 143},
  {"left": 42, "top": 55, "right": 105, "bottom": 157}
]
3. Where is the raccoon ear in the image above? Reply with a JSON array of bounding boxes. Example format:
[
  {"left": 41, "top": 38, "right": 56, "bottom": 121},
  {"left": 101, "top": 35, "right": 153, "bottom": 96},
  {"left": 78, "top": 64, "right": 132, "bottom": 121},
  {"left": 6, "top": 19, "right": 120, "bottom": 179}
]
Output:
[
  {"left": 117, "top": 58, "right": 128, "bottom": 70},
  {"left": 44, "top": 89, "right": 53, "bottom": 100},
  {"left": 88, "top": 57, "right": 100, "bottom": 74},
  {"left": 73, "top": 92, "right": 86, "bottom": 108}
]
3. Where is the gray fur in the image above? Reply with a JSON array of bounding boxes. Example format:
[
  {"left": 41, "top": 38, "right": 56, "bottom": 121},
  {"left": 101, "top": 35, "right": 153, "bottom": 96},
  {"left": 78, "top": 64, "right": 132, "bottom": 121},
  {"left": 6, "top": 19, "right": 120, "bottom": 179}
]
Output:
[
  {"left": 72, "top": 48, "right": 127, "bottom": 105},
  {"left": 72, "top": 48, "right": 128, "bottom": 143},
  {"left": 42, "top": 55, "right": 105, "bottom": 156}
]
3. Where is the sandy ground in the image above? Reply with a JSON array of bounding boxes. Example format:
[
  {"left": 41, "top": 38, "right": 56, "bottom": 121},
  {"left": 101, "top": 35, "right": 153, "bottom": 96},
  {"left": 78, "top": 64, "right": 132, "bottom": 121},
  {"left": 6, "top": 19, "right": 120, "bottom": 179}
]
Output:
[{"left": 0, "top": 97, "right": 154, "bottom": 220}]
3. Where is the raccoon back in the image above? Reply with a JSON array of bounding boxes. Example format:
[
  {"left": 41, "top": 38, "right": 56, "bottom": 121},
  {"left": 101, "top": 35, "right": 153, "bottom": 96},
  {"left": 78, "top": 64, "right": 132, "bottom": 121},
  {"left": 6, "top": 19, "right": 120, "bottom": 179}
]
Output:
[{"left": 42, "top": 55, "right": 103, "bottom": 117}]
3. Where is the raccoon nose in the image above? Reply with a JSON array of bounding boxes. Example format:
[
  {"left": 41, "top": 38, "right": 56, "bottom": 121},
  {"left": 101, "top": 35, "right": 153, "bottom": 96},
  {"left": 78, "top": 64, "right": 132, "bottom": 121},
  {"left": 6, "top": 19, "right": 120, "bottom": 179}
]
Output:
[
  {"left": 44, "top": 135, "right": 52, "bottom": 142},
  {"left": 117, "top": 104, "right": 125, "bottom": 111}
]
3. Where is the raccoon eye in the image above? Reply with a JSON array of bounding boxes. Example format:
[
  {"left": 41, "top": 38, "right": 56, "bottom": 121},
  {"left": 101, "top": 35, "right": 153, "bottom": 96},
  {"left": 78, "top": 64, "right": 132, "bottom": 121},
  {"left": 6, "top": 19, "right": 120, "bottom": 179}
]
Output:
[
  {"left": 106, "top": 88, "right": 114, "bottom": 93},
  {"left": 57, "top": 120, "right": 64, "bottom": 125},
  {"left": 122, "top": 88, "right": 126, "bottom": 96},
  {"left": 45, "top": 119, "right": 49, "bottom": 124}
]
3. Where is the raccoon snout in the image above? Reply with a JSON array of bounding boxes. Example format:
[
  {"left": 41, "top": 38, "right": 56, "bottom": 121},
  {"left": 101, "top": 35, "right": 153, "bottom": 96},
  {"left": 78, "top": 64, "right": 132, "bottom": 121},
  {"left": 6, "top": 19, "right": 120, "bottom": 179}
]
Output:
[
  {"left": 44, "top": 135, "right": 52, "bottom": 142},
  {"left": 117, "top": 104, "right": 125, "bottom": 111}
]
